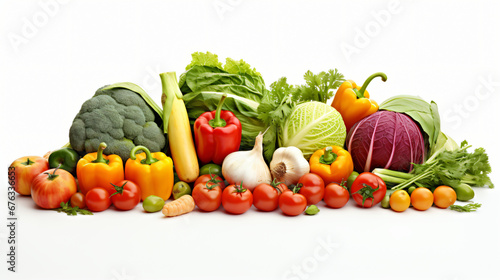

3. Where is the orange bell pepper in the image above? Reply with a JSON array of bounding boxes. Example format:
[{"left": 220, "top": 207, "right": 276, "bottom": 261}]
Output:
[
  {"left": 125, "top": 145, "right": 174, "bottom": 201},
  {"left": 331, "top": 72, "right": 386, "bottom": 132},
  {"left": 76, "top": 142, "right": 124, "bottom": 195},
  {"left": 309, "top": 146, "right": 354, "bottom": 184}
]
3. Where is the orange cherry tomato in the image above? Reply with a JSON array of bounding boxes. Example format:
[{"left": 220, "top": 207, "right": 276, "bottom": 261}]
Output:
[
  {"left": 70, "top": 192, "right": 86, "bottom": 209},
  {"left": 433, "top": 186, "right": 456, "bottom": 209},
  {"left": 411, "top": 188, "right": 434, "bottom": 211},
  {"left": 389, "top": 190, "right": 410, "bottom": 212}
]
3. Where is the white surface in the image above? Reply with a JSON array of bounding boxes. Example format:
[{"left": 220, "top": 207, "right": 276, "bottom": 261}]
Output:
[{"left": 1, "top": 0, "right": 500, "bottom": 279}]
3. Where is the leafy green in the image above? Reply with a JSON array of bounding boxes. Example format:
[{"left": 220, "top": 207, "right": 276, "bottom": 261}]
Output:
[
  {"left": 180, "top": 54, "right": 274, "bottom": 159},
  {"left": 224, "top": 57, "right": 261, "bottom": 77},
  {"left": 258, "top": 77, "right": 296, "bottom": 127},
  {"left": 294, "top": 69, "right": 344, "bottom": 103},
  {"left": 380, "top": 95, "right": 441, "bottom": 153},
  {"left": 55, "top": 202, "right": 93, "bottom": 216},
  {"left": 450, "top": 203, "right": 481, "bottom": 212},
  {"left": 185, "top": 51, "right": 223, "bottom": 71},
  {"left": 373, "top": 140, "right": 494, "bottom": 191},
  {"left": 180, "top": 52, "right": 344, "bottom": 162}
]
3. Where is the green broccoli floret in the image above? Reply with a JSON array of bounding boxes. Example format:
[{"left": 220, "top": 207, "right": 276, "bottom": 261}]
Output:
[{"left": 69, "top": 85, "right": 166, "bottom": 162}]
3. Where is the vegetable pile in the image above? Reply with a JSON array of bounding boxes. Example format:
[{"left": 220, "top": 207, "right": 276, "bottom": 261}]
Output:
[{"left": 7, "top": 51, "right": 494, "bottom": 218}]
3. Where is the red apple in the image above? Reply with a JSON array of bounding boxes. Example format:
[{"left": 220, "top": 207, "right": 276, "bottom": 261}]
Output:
[
  {"left": 9, "top": 156, "right": 49, "bottom": 195},
  {"left": 31, "top": 167, "right": 77, "bottom": 209}
]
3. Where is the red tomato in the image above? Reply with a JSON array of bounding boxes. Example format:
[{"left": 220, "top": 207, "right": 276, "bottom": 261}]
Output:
[
  {"left": 192, "top": 181, "right": 222, "bottom": 212},
  {"left": 350, "top": 172, "right": 387, "bottom": 208},
  {"left": 253, "top": 182, "right": 286, "bottom": 212},
  {"left": 297, "top": 173, "right": 325, "bottom": 205},
  {"left": 9, "top": 156, "right": 49, "bottom": 195},
  {"left": 86, "top": 188, "right": 112, "bottom": 212},
  {"left": 279, "top": 190, "right": 307, "bottom": 216},
  {"left": 110, "top": 180, "right": 141, "bottom": 211},
  {"left": 194, "top": 174, "right": 225, "bottom": 190},
  {"left": 30, "top": 167, "right": 77, "bottom": 209},
  {"left": 222, "top": 183, "right": 253, "bottom": 214},
  {"left": 324, "top": 182, "right": 350, "bottom": 209}
]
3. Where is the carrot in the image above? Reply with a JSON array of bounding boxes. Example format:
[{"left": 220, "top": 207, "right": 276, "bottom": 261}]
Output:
[{"left": 162, "top": 195, "right": 195, "bottom": 217}]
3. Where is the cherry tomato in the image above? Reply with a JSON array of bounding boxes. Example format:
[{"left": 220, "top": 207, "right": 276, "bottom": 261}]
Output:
[
  {"left": 222, "top": 183, "right": 253, "bottom": 214},
  {"left": 411, "top": 187, "right": 434, "bottom": 211},
  {"left": 297, "top": 173, "right": 325, "bottom": 205},
  {"left": 194, "top": 174, "right": 225, "bottom": 190},
  {"left": 253, "top": 181, "right": 286, "bottom": 212},
  {"left": 70, "top": 192, "right": 86, "bottom": 209},
  {"left": 279, "top": 188, "right": 307, "bottom": 216},
  {"left": 350, "top": 172, "right": 387, "bottom": 208},
  {"left": 110, "top": 180, "right": 141, "bottom": 211},
  {"left": 389, "top": 190, "right": 410, "bottom": 212},
  {"left": 192, "top": 180, "right": 222, "bottom": 212},
  {"left": 324, "top": 182, "right": 349, "bottom": 209},
  {"left": 433, "top": 186, "right": 456, "bottom": 209},
  {"left": 86, "top": 187, "right": 111, "bottom": 212}
]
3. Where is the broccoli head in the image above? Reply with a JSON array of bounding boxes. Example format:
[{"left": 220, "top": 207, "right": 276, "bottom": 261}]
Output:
[{"left": 69, "top": 84, "right": 166, "bottom": 162}]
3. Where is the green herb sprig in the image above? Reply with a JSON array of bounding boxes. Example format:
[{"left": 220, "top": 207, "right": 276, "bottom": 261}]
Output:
[{"left": 55, "top": 202, "right": 93, "bottom": 216}]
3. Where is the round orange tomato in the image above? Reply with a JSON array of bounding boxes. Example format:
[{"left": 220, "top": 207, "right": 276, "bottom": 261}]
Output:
[
  {"left": 31, "top": 167, "right": 77, "bottom": 209},
  {"left": 70, "top": 192, "right": 86, "bottom": 209},
  {"left": 389, "top": 190, "right": 410, "bottom": 212},
  {"left": 433, "top": 186, "right": 456, "bottom": 209},
  {"left": 411, "top": 188, "right": 433, "bottom": 211}
]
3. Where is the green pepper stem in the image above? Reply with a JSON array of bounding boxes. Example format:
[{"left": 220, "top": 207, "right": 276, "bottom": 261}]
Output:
[
  {"left": 209, "top": 93, "right": 228, "bottom": 128},
  {"left": 319, "top": 146, "right": 337, "bottom": 165},
  {"left": 130, "top": 145, "right": 159, "bottom": 165},
  {"left": 355, "top": 72, "right": 387, "bottom": 99},
  {"left": 92, "top": 142, "right": 108, "bottom": 164}
]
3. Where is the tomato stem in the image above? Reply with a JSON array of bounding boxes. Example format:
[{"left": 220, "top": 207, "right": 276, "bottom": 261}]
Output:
[
  {"left": 44, "top": 164, "right": 61, "bottom": 181},
  {"left": 109, "top": 181, "right": 128, "bottom": 198},
  {"left": 21, "top": 157, "right": 35, "bottom": 166},
  {"left": 233, "top": 181, "right": 247, "bottom": 193},
  {"left": 352, "top": 183, "right": 380, "bottom": 207}
]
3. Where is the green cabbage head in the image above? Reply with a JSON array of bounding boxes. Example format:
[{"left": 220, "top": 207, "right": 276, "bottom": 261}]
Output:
[{"left": 279, "top": 101, "right": 346, "bottom": 159}]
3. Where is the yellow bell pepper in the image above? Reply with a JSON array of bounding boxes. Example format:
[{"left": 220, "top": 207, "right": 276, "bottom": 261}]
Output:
[
  {"left": 309, "top": 146, "right": 354, "bottom": 184},
  {"left": 77, "top": 142, "right": 124, "bottom": 195},
  {"left": 331, "top": 72, "right": 386, "bottom": 132},
  {"left": 125, "top": 145, "right": 174, "bottom": 201}
]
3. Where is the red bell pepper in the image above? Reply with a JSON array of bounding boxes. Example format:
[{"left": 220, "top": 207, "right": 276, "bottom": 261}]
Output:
[{"left": 194, "top": 94, "right": 242, "bottom": 165}]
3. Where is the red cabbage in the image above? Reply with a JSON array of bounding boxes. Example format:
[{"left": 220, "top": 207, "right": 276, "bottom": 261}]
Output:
[{"left": 346, "top": 111, "right": 425, "bottom": 173}]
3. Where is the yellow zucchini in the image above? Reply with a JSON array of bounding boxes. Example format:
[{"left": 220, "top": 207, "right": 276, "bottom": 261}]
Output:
[{"left": 160, "top": 72, "right": 199, "bottom": 182}]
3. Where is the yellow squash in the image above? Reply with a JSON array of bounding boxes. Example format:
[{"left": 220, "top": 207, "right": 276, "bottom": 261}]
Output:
[{"left": 160, "top": 72, "right": 199, "bottom": 182}]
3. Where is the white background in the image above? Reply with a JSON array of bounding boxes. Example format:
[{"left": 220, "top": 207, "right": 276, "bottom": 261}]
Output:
[{"left": 1, "top": 0, "right": 500, "bottom": 279}]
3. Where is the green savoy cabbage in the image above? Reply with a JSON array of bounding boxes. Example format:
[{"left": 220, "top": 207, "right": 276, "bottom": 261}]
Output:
[{"left": 279, "top": 101, "right": 346, "bottom": 159}]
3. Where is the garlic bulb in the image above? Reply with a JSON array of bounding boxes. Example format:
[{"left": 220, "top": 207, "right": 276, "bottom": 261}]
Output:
[
  {"left": 222, "top": 132, "right": 271, "bottom": 191},
  {"left": 270, "top": 146, "right": 310, "bottom": 186}
]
